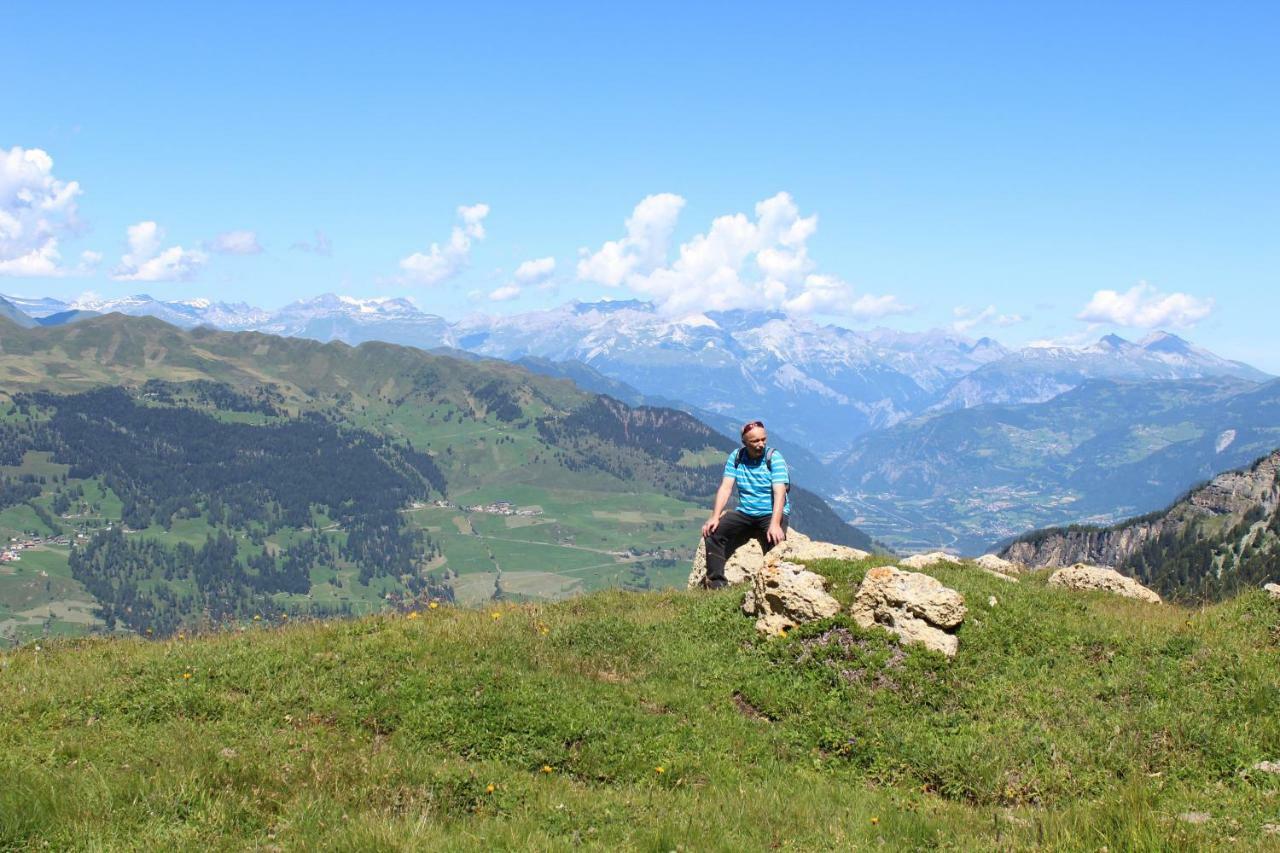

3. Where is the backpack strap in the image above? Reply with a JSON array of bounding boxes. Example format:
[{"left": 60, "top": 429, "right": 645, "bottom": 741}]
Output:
[{"left": 767, "top": 448, "right": 791, "bottom": 492}]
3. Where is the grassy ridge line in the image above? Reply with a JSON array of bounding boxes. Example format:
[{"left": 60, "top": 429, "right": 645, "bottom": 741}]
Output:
[{"left": 3, "top": 558, "right": 1279, "bottom": 850}]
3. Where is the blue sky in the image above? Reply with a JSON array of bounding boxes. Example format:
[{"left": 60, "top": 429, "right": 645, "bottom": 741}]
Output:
[{"left": 3, "top": 2, "right": 1278, "bottom": 369}]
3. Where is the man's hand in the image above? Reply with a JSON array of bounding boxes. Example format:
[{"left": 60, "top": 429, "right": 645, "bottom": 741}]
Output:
[
  {"left": 767, "top": 521, "right": 786, "bottom": 545},
  {"left": 702, "top": 515, "right": 720, "bottom": 537}
]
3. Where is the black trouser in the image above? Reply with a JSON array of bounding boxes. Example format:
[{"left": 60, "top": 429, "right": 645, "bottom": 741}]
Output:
[{"left": 704, "top": 510, "right": 789, "bottom": 583}]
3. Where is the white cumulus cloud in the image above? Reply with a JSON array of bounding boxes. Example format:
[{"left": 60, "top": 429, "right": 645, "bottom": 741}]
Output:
[
  {"left": 489, "top": 256, "right": 557, "bottom": 303},
  {"left": 846, "top": 292, "right": 913, "bottom": 320},
  {"left": 1076, "top": 282, "right": 1214, "bottom": 329},
  {"left": 514, "top": 256, "right": 556, "bottom": 284},
  {"left": 578, "top": 191, "right": 904, "bottom": 320},
  {"left": 488, "top": 283, "right": 522, "bottom": 301},
  {"left": 207, "top": 229, "right": 262, "bottom": 255},
  {"left": 399, "top": 203, "right": 490, "bottom": 285},
  {"left": 576, "top": 193, "right": 685, "bottom": 286},
  {"left": 0, "top": 146, "right": 84, "bottom": 277},
  {"left": 952, "top": 304, "right": 1026, "bottom": 333},
  {"left": 112, "top": 221, "right": 208, "bottom": 282}
]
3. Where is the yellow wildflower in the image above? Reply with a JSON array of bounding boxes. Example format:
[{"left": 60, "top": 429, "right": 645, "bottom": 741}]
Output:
[
  {"left": 491, "top": 611, "right": 501, "bottom": 620},
  {"left": 655, "top": 766, "right": 664, "bottom": 774},
  {"left": 428, "top": 601, "right": 439, "bottom": 610},
  {"left": 541, "top": 765, "right": 553, "bottom": 774},
  {"left": 485, "top": 783, "right": 495, "bottom": 794},
  {"left": 870, "top": 817, "right": 879, "bottom": 825},
  {"left": 182, "top": 672, "right": 192, "bottom": 680}
]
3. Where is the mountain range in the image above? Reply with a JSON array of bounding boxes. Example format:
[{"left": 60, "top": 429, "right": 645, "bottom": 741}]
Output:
[
  {"left": 4, "top": 291, "right": 1273, "bottom": 553},
  {"left": 4, "top": 292, "right": 1268, "bottom": 457},
  {"left": 833, "top": 376, "right": 1280, "bottom": 553}
]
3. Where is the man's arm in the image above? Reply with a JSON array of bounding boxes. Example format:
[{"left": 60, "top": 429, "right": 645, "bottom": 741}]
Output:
[
  {"left": 702, "top": 476, "right": 736, "bottom": 537},
  {"left": 767, "top": 482, "right": 787, "bottom": 544}
]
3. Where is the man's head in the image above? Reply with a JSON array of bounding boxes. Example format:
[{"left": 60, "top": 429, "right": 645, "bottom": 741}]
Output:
[{"left": 741, "top": 420, "right": 767, "bottom": 458}]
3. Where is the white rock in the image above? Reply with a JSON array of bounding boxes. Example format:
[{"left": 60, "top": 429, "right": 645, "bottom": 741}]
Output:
[
  {"left": 688, "top": 529, "right": 868, "bottom": 589},
  {"left": 899, "top": 551, "right": 960, "bottom": 569},
  {"left": 850, "top": 566, "right": 967, "bottom": 657},
  {"left": 1264, "top": 582, "right": 1280, "bottom": 601},
  {"left": 973, "top": 554, "right": 1024, "bottom": 574},
  {"left": 1253, "top": 760, "right": 1280, "bottom": 774},
  {"left": 742, "top": 558, "right": 841, "bottom": 636},
  {"left": 783, "top": 535, "right": 871, "bottom": 563},
  {"left": 1047, "top": 563, "right": 1161, "bottom": 604}
]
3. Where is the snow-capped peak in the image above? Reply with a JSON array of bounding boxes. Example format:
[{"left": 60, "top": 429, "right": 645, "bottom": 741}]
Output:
[{"left": 674, "top": 312, "right": 719, "bottom": 329}]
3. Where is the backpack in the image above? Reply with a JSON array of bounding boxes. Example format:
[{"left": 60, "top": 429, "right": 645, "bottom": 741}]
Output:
[{"left": 734, "top": 446, "right": 791, "bottom": 494}]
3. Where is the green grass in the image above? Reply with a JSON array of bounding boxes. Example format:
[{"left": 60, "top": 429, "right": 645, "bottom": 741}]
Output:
[
  {"left": 0, "top": 450, "right": 70, "bottom": 479},
  {"left": 3, "top": 557, "right": 1278, "bottom": 849},
  {"left": 0, "top": 504, "right": 58, "bottom": 537}
]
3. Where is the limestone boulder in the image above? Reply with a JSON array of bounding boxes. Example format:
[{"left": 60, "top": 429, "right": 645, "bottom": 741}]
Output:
[
  {"left": 973, "top": 554, "right": 1023, "bottom": 574},
  {"left": 688, "top": 537, "right": 753, "bottom": 588},
  {"left": 742, "top": 558, "right": 841, "bottom": 636},
  {"left": 1047, "top": 563, "right": 1161, "bottom": 604},
  {"left": 783, "top": 533, "right": 871, "bottom": 563},
  {"left": 850, "top": 566, "right": 967, "bottom": 657},
  {"left": 971, "top": 554, "right": 1021, "bottom": 582},
  {"left": 1265, "top": 582, "right": 1280, "bottom": 601},
  {"left": 687, "top": 529, "right": 869, "bottom": 589},
  {"left": 899, "top": 551, "right": 959, "bottom": 570}
]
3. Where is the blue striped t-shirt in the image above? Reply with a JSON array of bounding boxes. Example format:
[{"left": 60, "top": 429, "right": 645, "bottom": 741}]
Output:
[{"left": 724, "top": 449, "right": 790, "bottom": 517}]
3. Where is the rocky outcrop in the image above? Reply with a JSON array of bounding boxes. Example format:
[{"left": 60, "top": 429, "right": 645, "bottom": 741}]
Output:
[
  {"left": 898, "top": 551, "right": 959, "bottom": 569},
  {"left": 850, "top": 566, "right": 967, "bottom": 657},
  {"left": 742, "top": 559, "right": 841, "bottom": 636},
  {"left": 1265, "top": 583, "right": 1280, "bottom": 601},
  {"left": 785, "top": 536, "right": 872, "bottom": 563},
  {"left": 1001, "top": 450, "right": 1280, "bottom": 569},
  {"left": 1047, "top": 563, "right": 1162, "bottom": 603},
  {"left": 688, "top": 530, "right": 869, "bottom": 588},
  {"left": 973, "top": 554, "right": 1022, "bottom": 574}
]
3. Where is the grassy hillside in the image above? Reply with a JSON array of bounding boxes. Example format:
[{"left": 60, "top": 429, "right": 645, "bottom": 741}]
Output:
[{"left": 4, "top": 557, "right": 1278, "bottom": 849}]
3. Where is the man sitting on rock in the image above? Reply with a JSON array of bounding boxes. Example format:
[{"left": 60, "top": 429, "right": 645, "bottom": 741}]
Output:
[{"left": 701, "top": 420, "right": 790, "bottom": 589}]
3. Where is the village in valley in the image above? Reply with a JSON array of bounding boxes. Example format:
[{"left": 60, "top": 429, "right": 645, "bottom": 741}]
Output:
[{"left": 417, "top": 498, "right": 543, "bottom": 517}]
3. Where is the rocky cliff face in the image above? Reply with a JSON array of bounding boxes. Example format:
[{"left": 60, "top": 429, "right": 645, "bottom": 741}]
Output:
[{"left": 1002, "top": 449, "right": 1280, "bottom": 571}]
